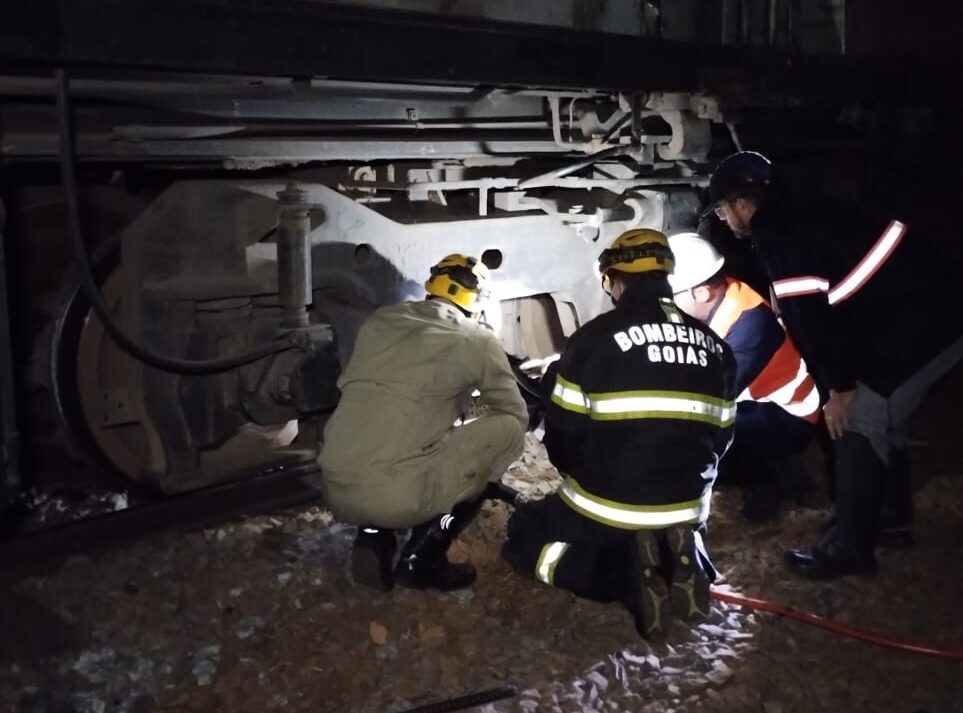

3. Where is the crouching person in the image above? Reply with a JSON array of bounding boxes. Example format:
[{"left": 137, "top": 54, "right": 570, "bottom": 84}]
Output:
[
  {"left": 319, "top": 255, "right": 527, "bottom": 592},
  {"left": 501, "top": 230, "right": 736, "bottom": 639},
  {"left": 668, "top": 232, "right": 819, "bottom": 521}
]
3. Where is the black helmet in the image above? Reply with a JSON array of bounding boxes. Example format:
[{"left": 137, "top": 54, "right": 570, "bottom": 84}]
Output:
[{"left": 701, "top": 151, "right": 772, "bottom": 218}]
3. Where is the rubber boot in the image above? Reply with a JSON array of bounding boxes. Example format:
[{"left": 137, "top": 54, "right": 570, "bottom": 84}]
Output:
[
  {"left": 666, "top": 526, "right": 712, "bottom": 621},
  {"left": 394, "top": 497, "right": 482, "bottom": 591},
  {"left": 785, "top": 431, "right": 880, "bottom": 579},
  {"left": 825, "top": 431, "right": 885, "bottom": 554},
  {"left": 623, "top": 530, "right": 670, "bottom": 640},
  {"left": 350, "top": 527, "right": 397, "bottom": 591},
  {"left": 878, "top": 447, "right": 913, "bottom": 549}
]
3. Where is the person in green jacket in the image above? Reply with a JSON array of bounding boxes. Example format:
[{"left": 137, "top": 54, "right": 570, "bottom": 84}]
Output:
[{"left": 319, "top": 254, "right": 528, "bottom": 592}]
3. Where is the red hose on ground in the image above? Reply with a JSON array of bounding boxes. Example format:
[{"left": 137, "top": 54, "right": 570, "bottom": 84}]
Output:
[{"left": 710, "top": 589, "right": 963, "bottom": 661}]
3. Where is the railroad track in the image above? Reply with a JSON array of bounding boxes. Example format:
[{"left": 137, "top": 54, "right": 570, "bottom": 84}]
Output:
[{"left": 0, "top": 459, "right": 324, "bottom": 578}]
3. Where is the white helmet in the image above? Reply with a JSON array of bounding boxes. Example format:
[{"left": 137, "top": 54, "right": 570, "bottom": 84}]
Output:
[{"left": 667, "top": 233, "right": 725, "bottom": 293}]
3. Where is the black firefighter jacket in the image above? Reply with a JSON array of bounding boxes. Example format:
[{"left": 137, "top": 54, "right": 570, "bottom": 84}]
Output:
[{"left": 544, "top": 279, "right": 736, "bottom": 529}]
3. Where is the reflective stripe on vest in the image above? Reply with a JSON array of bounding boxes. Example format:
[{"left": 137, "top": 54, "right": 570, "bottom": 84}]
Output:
[
  {"left": 711, "top": 279, "right": 820, "bottom": 423},
  {"left": 770, "top": 220, "right": 907, "bottom": 305},
  {"left": 553, "top": 378, "right": 735, "bottom": 427},
  {"left": 558, "top": 476, "right": 712, "bottom": 529},
  {"left": 737, "top": 352, "right": 821, "bottom": 421},
  {"left": 535, "top": 541, "right": 570, "bottom": 585}
]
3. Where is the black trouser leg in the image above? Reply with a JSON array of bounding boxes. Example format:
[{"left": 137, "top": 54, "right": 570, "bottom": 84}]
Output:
[
  {"left": 449, "top": 493, "right": 486, "bottom": 532},
  {"left": 877, "top": 446, "right": 914, "bottom": 547},
  {"left": 543, "top": 541, "right": 628, "bottom": 602},
  {"left": 502, "top": 495, "right": 629, "bottom": 602},
  {"left": 880, "top": 447, "right": 913, "bottom": 529}
]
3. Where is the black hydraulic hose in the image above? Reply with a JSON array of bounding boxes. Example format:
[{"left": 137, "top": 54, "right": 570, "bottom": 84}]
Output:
[
  {"left": 508, "top": 358, "right": 543, "bottom": 400},
  {"left": 395, "top": 686, "right": 516, "bottom": 713},
  {"left": 54, "top": 68, "right": 295, "bottom": 375}
]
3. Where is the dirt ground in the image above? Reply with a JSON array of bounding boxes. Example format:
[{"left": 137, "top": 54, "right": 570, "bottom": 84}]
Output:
[{"left": 3, "top": 379, "right": 962, "bottom": 713}]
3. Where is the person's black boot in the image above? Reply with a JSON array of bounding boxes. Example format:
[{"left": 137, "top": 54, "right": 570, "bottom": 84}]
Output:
[
  {"left": 784, "top": 542, "right": 877, "bottom": 579},
  {"left": 831, "top": 432, "right": 886, "bottom": 546},
  {"left": 394, "top": 497, "right": 483, "bottom": 591},
  {"left": 785, "top": 431, "right": 882, "bottom": 579},
  {"left": 350, "top": 527, "right": 397, "bottom": 591},
  {"left": 878, "top": 447, "right": 914, "bottom": 549},
  {"left": 666, "top": 526, "right": 712, "bottom": 621},
  {"left": 623, "top": 530, "right": 670, "bottom": 640}
]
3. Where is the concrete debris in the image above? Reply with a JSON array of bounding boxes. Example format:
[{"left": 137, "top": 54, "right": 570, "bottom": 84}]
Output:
[
  {"left": 191, "top": 644, "right": 221, "bottom": 686},
  {"left": 71, "top": 648, "right": 117, "bottom": 683},
  {"left": 19, "top": 486, "right": 134, "bottom": 529},
  {"left": 236, "top": 616, "right": 266, "bottom": 640}
]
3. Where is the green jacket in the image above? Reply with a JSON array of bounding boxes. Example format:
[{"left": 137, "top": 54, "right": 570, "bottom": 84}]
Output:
[{"left": 319, "top": 299, "right": 528, "bottom": 483}]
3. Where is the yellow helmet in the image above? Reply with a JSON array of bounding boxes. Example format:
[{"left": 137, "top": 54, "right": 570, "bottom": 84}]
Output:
[
  {"left": 425, "top": 254, "right": 491, "bottom": 312},
  {"left": 598, "top": 228, "right": 674, "bottom": 276}
]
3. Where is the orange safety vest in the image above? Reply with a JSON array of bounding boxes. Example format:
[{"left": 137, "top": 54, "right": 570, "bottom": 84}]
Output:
[{"left": 708, "top": 279, "right": 820, "bottom": 424}]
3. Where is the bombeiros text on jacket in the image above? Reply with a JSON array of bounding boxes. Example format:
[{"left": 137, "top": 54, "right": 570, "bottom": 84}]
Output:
[{"left": 612, "top": 321, "right": 726, "bottom": 367}]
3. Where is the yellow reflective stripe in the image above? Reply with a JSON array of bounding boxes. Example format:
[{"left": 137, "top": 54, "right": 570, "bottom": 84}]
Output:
[
  {"left": 551, "top": 375, "right": 590, "bottom": 414},
  {"left": 588, "top": 390, "right": 735, "bottom": 426},
  {"left": 535, "top": 541, "right": 570, "bottom": 585},
  {"left": 558, "top": 476, "right": 710, "bottom": 529}
]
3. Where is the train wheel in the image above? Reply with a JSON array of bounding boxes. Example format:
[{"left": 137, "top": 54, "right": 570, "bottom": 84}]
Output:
[
  {"left": 57, "top": 256, "right": 169, "bottom": 484},
  {"left": 9, "top": 186, "right": 150, "bottom": 487}
]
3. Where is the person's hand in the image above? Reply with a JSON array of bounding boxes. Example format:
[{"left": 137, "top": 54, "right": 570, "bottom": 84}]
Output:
[{"left": 823, "top": 389, "right": 855, "bottom": 440}]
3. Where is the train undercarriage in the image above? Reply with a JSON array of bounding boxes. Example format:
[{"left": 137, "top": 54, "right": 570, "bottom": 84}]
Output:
[
  {"left": 5, "top": 71, "right": 718, "bottom": 492},
  {"left": 0, "top": 0, "right": 956, "bottom": 505}
]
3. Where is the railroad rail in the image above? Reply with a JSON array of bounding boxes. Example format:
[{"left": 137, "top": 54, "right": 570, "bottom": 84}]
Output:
[{"left": 0, "top": 458, "right": 323, "bottom": 579}]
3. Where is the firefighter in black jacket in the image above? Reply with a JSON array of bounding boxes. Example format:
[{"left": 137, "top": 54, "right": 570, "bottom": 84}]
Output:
[
  {"left": 501, "top": 229, "right": 736, "bottom": 639},
  {"left": 705, "top": 151, "right": 963, "bottom": 579}
]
